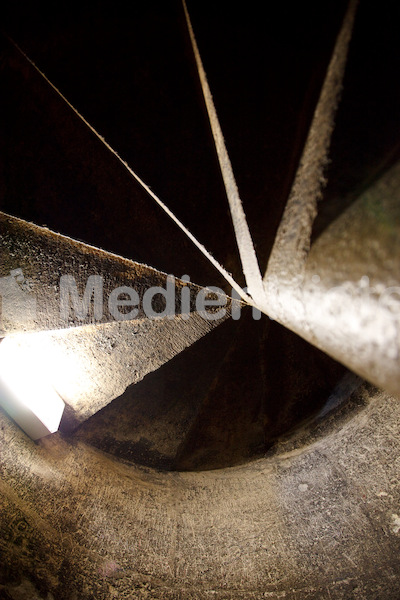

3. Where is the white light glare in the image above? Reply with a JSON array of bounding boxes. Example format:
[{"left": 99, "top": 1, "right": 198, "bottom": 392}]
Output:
[{"left": 0, "top": 336, "right": 65, "bottom": 440}]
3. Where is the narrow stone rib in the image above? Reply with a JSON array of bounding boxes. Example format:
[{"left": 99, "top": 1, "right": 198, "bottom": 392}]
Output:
[
  {"left": 264, "top": 0, "right": 358, "bottom": 285},
  {"left": 5, "top": 35, "right": 251, "bottom": 305},
  {"left": 182, "top": 1, "right": 265, "bottom": 307}
]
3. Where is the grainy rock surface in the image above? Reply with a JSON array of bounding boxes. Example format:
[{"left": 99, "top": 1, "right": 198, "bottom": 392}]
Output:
[{"left": 1, "top": 383, "right": 399, "bottom": 599}]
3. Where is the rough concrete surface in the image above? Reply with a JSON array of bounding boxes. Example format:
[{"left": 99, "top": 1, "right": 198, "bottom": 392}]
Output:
[
  {"left": 0, "top": 212, "right": 232, "bottom": 335},
  {"left": 0, "top": 2, "right": 399, "bottom": 598},
  {"left": 0, "top": 382, "right": 399, "bottom": 599},
  {"left": 1, "top": 313, "right": 225, "bottom": 428}
]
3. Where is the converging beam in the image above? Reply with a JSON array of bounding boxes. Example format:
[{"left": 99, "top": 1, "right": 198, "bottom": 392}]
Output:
[{"left": 182, "top": 1, "right": 265, "bottom": 307}]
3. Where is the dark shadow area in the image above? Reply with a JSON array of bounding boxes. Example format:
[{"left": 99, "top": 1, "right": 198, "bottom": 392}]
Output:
[{"left": 74, "top": 309, "right": 348, "bottom": 471}]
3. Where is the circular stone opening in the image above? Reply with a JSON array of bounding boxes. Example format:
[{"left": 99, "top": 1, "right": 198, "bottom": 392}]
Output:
[{"left": 73, "top": 309, "right": 362, "bottom": 471}]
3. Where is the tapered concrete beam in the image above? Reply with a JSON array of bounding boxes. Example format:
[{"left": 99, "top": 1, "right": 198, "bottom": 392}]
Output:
[{"left": 263, "top": 161, "right": 400, "bottom": 398}]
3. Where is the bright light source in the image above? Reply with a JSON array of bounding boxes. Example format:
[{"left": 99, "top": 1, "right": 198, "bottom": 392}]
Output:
[{"left": 0, "top": 336, "right": 65, "bottom": 440}]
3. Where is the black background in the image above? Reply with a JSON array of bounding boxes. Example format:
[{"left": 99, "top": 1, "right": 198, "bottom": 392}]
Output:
[{"left": 1, "top": 0, "right": 399, "bottom": 291}]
